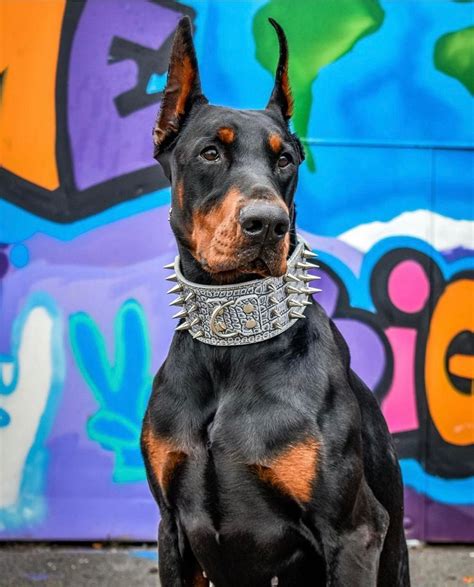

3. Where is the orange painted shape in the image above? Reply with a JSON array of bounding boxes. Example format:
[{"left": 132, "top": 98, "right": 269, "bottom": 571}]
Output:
[
  {"left": 425, "top": 280, "right": 474, "bottom": 446},
  {"left": 1, "top": 0, "right": 65, "bottom": 189},
  {"left": 449, "top": 354, "right": 474, "bottom": 382},
  {"left": 256, "top": 437, "right": 319, "bottom": 502}
]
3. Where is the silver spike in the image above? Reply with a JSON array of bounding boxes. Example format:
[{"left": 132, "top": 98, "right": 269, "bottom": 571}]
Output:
[
  {"left": 184, "top": 292, "right": 195, "bottom": 303},
  {"left": 188, "top": 317, "right": 200, "bottom": 328},
  {"left": 175, "top": 321, "right": 191, "bottom": 331},
  {"left": 296, "top": 261, "right": 319, "bottom": 270},
  {"left": 272, "top": 320, "right": 282, "bottom": 330},
  {"left": 301, "top": 286, "right": 322, "bottom": 295},
  {"left": 287, "top": 299, "right": 304, "bottom": 308},
  {"left": 187, "top": 303, "right": 198, "bottom": 313},
  {"left": 289, "top": 310, "right": 306, "bottom": 320},
  {"left": 267, "top": 282, "right": 277, "bottom": 292},
  {"left": 271, "top": 308, "right": 281, "bottom": 318},
  {"left": 163, "top": 262, "right": 175, "bottom": 269},
  {"left": 172, "top": 309, "right": 188, "bottom": 319},
  {"left": 165, "top": 273, "right": 178, "bottom": 282},
  {"left": 283, "top": 273, "right": 301, "bottom": 283},
  {"left": 169, "top": 296, "right": 185, "bottom": 307},
  {"left": 191, "top": 330, "right": 204, "bottom": 339},
  {"left": 285, "top": 285, "right": 302, "bottom": 295},
  {"left": 302, "top": 249, "right": 318, "bottom": 259},
  {"left": 269, "top": 295, "right": 279, "bottom": 305},
  {"left": 300, "top": 274, "right": 321, "bottom": 282},
  {"left": 302, "top": 300, "right": 313, "bottom": 306},
  {"left": 167, "top": 283, "right": 183, "bottom": 295}
]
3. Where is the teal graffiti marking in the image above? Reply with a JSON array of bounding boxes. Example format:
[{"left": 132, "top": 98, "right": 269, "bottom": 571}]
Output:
[
  {"left": 146, "top": 72, "right": 167, "bottom": 94},
  {"left": 69, "top": 299, "right": 152, "bottom": 483}
]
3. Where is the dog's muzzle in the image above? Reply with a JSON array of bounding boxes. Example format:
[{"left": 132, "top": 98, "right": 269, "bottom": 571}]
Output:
[{"left": 164, "top": 235, "right": 322, "bottom": 346}]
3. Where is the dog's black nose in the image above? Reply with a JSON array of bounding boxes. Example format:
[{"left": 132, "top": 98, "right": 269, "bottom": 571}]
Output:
[{"left": 240, "top": 202, "right": 290, "bottom": 242}]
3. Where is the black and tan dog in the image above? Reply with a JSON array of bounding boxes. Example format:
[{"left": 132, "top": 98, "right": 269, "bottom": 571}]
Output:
[{"left": 141, "top": 17, "right": 410, "bottom": 587}]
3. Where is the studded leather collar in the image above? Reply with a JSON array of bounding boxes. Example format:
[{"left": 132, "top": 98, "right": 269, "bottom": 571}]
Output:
[{"left": 165, "top": 235, "right": 321, "bottom": 346}]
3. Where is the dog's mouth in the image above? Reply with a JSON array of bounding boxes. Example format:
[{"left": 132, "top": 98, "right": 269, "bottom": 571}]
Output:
[{"left": 202, "top": 243, "right": 288, "bottom": 284}]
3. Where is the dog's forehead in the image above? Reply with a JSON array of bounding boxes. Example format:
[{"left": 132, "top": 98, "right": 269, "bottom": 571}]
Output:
[{"left": 184, "top": 104, "right": 286, "bottom": 141}]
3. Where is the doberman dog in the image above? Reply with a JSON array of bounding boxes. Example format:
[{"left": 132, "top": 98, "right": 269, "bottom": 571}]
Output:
[{"left": 141, "top": 16, "right": 410, "bottom": 587}]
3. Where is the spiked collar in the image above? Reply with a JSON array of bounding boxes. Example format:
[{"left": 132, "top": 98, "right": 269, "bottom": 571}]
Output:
[{"left": 165, "top": 235, "right": 321, "bottom": 346}]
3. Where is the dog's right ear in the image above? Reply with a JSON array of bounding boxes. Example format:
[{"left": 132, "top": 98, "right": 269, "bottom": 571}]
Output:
[{"left": 153, "top": 16, "right": 207, "bottom": 162}]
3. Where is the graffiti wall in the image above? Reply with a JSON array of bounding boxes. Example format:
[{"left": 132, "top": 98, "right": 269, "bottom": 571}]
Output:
[{"left": 0, "top": 0, "right": 472, "bottom": 541}]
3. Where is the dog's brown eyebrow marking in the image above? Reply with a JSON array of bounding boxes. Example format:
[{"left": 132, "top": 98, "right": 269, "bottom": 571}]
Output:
[
  {"left": 254, "top": 437, "right": 319, "bottom": 502},
  {"left": 217, "top": 126, "right": 235, "bottom": 143},
  {"left": 268, "top": 132, "right": 283, "bottom": 153}
]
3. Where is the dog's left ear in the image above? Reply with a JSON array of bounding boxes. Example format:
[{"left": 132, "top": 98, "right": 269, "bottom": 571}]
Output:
[
  {"left": 266, "top": 18, "right": 293, "bottom": 122},
  {"left": 153, "top": 16, "right": 207, "bottom": 159}
]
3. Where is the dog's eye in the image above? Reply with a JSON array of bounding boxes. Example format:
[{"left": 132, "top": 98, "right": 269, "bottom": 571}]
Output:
[
  {"left": 200, "top": 146, "right": 220, "bottom": 162},
  {"left": 278, "top": 153, "right": 293, "bottom": 168}
]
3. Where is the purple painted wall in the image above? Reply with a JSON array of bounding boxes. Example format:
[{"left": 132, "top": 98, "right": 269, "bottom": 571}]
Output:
[{"left": 0, "top": 0, "right": 472, "bottom": 542}]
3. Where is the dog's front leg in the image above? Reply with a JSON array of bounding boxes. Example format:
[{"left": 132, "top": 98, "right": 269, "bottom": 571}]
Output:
[
  {"left": 158, "top": 507, "right": 186, "bottom": 586},
  {"left": 318, "top": 480, "right": 389, "bottom": 587},
  {"left": 141, "top": 417, "right": 208, "bottom": 586},
  {"left": 149, "top": 486, "right": 208, "bottom": 587}
]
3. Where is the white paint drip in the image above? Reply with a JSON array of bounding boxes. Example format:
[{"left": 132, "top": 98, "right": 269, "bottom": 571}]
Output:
[
  {"left": 337, "top": 210, "right": 474, "bottom": 253},
  {"left": 0, "top": 363, "right": 14, "bottom": 387},
  {"left": 0, "top": 307, "right": 54, "bottom": 508}
]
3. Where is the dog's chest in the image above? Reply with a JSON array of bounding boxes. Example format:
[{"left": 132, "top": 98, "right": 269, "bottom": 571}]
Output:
[{"left": 145, "top": 387, "right": 320, "bottom": 507}]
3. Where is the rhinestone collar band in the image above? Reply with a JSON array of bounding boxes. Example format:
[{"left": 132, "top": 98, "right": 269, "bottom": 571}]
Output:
[{"left": 165, "top": 235, "right": 321, "bottom": 346}]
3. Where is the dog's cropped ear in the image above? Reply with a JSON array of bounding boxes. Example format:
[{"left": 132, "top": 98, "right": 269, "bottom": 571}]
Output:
[
  {"left": 153, "top": 16, "right": 207, "bottom": 159},
  {"left": 266, "top": 18, "right": 293, "bottom": 122}
]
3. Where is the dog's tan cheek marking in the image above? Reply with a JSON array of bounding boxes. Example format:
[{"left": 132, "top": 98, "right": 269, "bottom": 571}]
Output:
[
  {"left": 277, "top": 233, "right": 290, "bottom": 274},
  {"left": 190, "top": 187, "right": 244, "bottom": 268},
  {"left": 217, "top": 126, "right": 235, "bottom": 144},
  {"left": 255, "top": 437, "right": 319, "bottom": 502},
  {"left": 268, "top": 132, "right": 283, "bottom": 153},
  {"left": 142, "top": 424, "right": 186, "bottom": 492}
]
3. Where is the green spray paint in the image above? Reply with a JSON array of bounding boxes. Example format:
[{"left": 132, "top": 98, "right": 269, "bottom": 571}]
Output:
[
  {"left": 434, "top": 26, "right": 474, "bottom": 95},
  {"left": 253, "top": 0, "right": 384, "bottom": 171}
]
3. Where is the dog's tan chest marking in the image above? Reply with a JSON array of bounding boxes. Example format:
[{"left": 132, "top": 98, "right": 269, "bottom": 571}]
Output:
[
  {"left": 142, "top": 424, "right": 186, "bottom": 492},
  {"left": 254, "top": 437, "right": 320, "bottom": 502}
]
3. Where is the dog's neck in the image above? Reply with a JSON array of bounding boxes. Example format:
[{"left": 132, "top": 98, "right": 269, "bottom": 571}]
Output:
[{"left": 165, "top": 234, "right": 321, "bottom": 347}]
